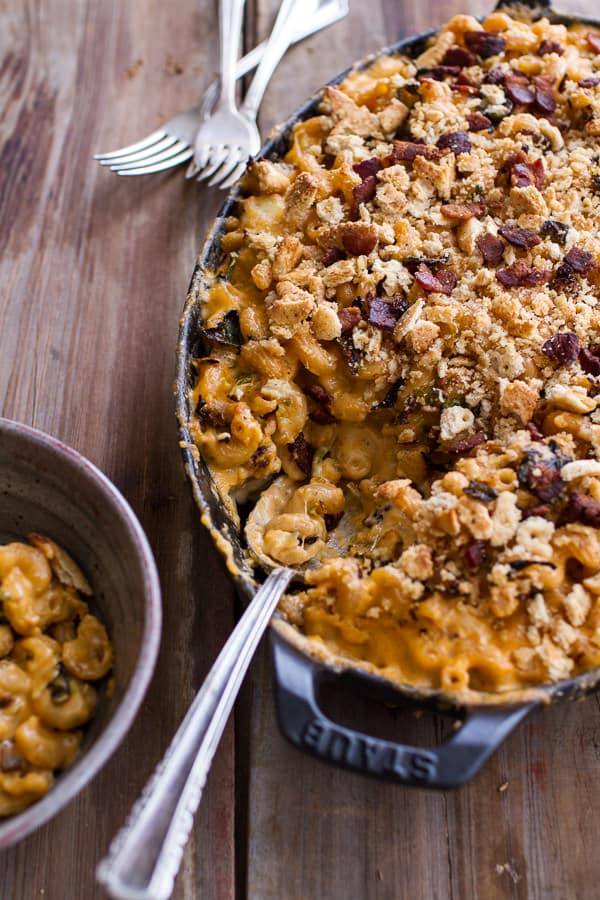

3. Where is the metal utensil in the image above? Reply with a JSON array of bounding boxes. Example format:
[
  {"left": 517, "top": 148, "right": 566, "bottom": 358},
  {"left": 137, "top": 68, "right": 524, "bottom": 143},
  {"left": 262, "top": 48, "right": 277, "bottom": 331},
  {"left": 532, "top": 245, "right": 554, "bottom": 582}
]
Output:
[
  {"left": 190, "top": 0, "right": 306, "bottom": 188},
  {"left": 185, "top": 0, "right": 254, "bottom": 189},
  {"left": 97, "top": 566, "right": 292, "bottom": 900},
  {"left": 94, "top": 0, "right": 348, "bottom": 176}
]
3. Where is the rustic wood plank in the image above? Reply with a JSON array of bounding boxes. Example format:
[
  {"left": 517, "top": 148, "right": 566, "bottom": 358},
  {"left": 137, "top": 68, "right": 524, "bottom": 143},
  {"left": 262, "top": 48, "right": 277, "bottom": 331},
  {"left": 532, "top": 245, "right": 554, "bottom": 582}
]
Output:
[{"left": 0, "top": 1, "right": 236, "bottom": 898}]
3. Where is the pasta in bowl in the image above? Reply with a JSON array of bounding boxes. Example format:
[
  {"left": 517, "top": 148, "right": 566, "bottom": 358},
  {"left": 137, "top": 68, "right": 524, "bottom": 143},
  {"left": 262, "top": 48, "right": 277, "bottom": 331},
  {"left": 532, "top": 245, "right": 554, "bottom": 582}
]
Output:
[
  {"left": 0, "top": 535, "right": 113, "bottom": 816},
  {"left": 179, "top": 0, "right": 600, "bottom": 718}
]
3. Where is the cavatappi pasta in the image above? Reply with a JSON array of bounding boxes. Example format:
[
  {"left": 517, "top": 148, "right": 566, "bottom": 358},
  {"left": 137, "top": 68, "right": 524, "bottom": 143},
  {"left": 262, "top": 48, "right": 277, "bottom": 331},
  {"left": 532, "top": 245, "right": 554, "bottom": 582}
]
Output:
[
  {"left": 0, "top": 535, "right": 112, "bottom": 815},
  {"left": 192, "top": 11, "right": 600, "bottom": 696}
]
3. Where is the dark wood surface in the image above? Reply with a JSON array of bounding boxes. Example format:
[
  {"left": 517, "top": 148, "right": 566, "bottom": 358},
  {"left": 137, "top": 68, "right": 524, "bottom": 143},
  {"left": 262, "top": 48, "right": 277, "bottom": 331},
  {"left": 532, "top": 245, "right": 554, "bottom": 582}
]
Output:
[{"left": 0, "top": 0, "right": 598, "bottom": 897}]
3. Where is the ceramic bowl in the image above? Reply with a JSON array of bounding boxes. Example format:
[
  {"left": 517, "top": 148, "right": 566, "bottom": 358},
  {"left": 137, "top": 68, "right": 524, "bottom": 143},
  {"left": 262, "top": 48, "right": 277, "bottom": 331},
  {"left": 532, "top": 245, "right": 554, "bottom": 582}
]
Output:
[{"left": 0, "top": 417, "right": 162, "bottom": 846}]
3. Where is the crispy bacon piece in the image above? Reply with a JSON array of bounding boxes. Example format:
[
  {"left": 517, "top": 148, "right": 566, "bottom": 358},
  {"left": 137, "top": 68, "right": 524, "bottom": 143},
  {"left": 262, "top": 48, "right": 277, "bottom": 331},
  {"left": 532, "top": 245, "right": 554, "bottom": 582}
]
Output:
[
  {"left": 477, "top": 233, "right": 505, "bottom": 266},
  {"left": 351, "top": 176, "right": 377, "bottom": 218},
  {"left": 527, "top": 421, "right": 545, "bottom": 441},
  {"left": 540, "top": 219, "right": 569, "bottom": 245},
  {"left": 442, "top": 46, "right": 476, "bottom": 67},
  {"left": 421, "top": 65, "right": 461, "bottom": 80},
  {"left": 579, "top": 346, "right": 600, "bottom": 376},
  {"left": 390, "top": 140, "right": 445, "bottom": 163},
  {"left": 338, "top": 306, "right": 362, "bottom": 334},
  {"left": 305, "top": 382, "right": 336, "bottom": 424},
  {"left": 200, "top": 310, "right": 243, "bottom": 348},
  {"left": 560, "top": 491, "right": 600, "bottom": 527},
  {"left": 587, "top": 33, "right": 600, "bottom": 54},
  {"left": 498, "top": 226, "right": 541, "bottom": 250},
  {"left": 564, "top": 247, "right": 594, "bottom": 274},
  {"left": 415, "top": 264, "right": 456, "bottom": 295},
  {"left": 502, "top": 152, "right": 545, "bottom": 190},
  {"left": 464, "top": 481, "right": 497, "bottom": 502},
  {"left": 522, "top": 503, "right": 551, "bottom": 519},
  {"left": 464, "top": 540, "right": 487, "bottom": 570},
  {"left": 553, "top": 261, "right": 577, "bottom": 288},
  {"left": 366, "top": 296, "right": 409, "bottom": 331},
  {"left": 436, "top": 270, "right": 458, "bottom": 293},
  {"left": 541, "top": 332, "right": 580, "bottom": 364},
  {"left": 441, "top": 201, "right": 486, "bottom": 220},
  {"left": 579, "top": 76, "right": 600, "bottom": 88},
  {"left": 287, "top": 433, "right": 314, "bottom": 476},
  {"left": 517, "top": 158, "right": 545, "bottom": 189},
  {"left": 467, "top": 112, "right": 493, "bottom": 132},
  {"left": 353, "top": 157, "right": 382, "bottom": 180},
  {"left": 464, "top": 31, "right": 506, "bottom": 59},
  {"left": 533, "top": 76, "right": 557, "bottom": 115},
  {"left": 552, "top": 248, "right": 595, "bottom": 289},
  {"left": 496, "top": 261, "right": 550, "bottom": 288},
  {"left": 340, "top": 222, "right": 378, "bottom": 256},
  {"left": 404, "top": 255, "right": 449, "bottom": 274},
  {"left": 538, "top": 39, "right": 564, "bottom": 57},
  {"left": 436, "top": 130, "right": 472, "bottom": 154},
  {"left": 504, "top": 73, "right": 535, "bottom": 106},
  {"left": 196, "top": 401, "right": 227, "bottom": 432},
  {"left": 372, "top": 379, "right": 405, "bottom": 411},
  {"left": 518, "top": 450, "right": 565, "bottom": 502},
  {"left": 322, "top": 246, "right": 345, "bottom": 267},
  {"left": 448, "top": 432, "right": 486, "bottom": 454},
  {"left": 451, "top": 82, "right": 479, "bottom": 96},
  {"left": 484, "top": 66, "right": 505, "bottom": 85}
]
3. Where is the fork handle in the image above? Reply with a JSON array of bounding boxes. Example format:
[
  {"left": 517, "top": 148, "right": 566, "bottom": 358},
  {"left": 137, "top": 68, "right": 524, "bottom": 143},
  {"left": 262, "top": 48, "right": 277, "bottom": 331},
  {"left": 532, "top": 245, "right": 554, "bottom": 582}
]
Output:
[
  {"left": 241, "top": 0, "right": 304, "bottom": 120},
  {"left": 218, "top": 0, "right": 247, "bottom": 110},
  {"left": 96, "top": 567, "right": 292, "bottom": 900}
]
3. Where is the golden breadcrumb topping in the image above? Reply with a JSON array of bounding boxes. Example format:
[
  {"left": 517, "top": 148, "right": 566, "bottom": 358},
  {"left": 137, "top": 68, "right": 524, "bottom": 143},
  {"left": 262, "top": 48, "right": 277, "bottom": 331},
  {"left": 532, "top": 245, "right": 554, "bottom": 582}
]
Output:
[{"left": 192, "top": 11, "right": 600, "bottom": 696}]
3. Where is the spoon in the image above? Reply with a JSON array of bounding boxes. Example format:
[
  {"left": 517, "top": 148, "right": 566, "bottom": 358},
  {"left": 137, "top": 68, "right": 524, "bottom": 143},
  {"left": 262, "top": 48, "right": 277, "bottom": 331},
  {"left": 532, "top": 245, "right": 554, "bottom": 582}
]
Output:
[
  {"left": 97, "top": 565, "right": 293, "bottom": 900},
  {"left": 97, "top": 471, "right": 354, "bottom": 898}
]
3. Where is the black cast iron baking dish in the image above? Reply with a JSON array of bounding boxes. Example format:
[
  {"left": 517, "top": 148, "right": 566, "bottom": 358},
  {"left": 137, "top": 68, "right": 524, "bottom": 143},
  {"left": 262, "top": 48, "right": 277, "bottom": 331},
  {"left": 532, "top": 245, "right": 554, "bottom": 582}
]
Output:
[{"left": 176, "top": 0, "right": 600, "bottom": 789}]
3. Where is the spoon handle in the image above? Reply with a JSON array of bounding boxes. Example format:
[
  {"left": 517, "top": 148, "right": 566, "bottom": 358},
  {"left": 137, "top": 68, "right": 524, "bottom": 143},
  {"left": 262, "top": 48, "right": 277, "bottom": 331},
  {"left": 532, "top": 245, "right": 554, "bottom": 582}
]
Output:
[
  {"left": 97, "top": 567, "right": 293, "bottom": 900},
  {"left": 241, "top": 0, "right": 303, "bottom": 121}
]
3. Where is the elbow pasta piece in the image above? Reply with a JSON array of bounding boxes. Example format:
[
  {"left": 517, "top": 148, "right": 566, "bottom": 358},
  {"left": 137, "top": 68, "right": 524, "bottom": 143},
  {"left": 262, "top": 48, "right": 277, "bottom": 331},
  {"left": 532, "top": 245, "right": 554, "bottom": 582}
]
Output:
[
  {"left": 289, "top": 330, "right": 338, "bottom": 376},
  {"left": 0, "top": 661, "right": 33, "bottom": 741},
  {"left": 200, "top": 403, "right": 263, "bottom": 468},
  {"left": 13, "top": 635, "right": 61, "bottom": 695},
  {"left": 0, "top": 770, "right": 53, "bottom": 817},
  {"left": 15, "top": 716, "right": 81, "bottom": 770},
  {"left": 0, "top": 535, "right": 113, "bottom": 816},
  {"left": 0, "top": 626, "right": 13, "bottom": 658},
  {"left": 32, "top": 679, "right": 97, "bottom": 731},
  {"left": 264, "top": 513, "right": 326, "bottom": 566},
  {"left": 261, "top": 380, "right": 308, "bottom": 445},
  {"left": 0, "top": 544, "right": 51, "bottom": 593},
  {"left": 193, "top": 11, "right": 600, "bottom": 697},
  {"left": 62, "top": 615, "right": 113, "bottom": 681}
]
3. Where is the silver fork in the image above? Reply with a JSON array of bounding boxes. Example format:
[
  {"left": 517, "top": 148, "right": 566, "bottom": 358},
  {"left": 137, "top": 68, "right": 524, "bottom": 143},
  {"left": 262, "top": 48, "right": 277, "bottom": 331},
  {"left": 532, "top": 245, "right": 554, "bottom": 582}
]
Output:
[
  {"left": 94, "top": 0, "right": 348, "bottom": 177},
  {"left": 186, "top": 0, "right": 253, "bottom": 189},
  {"left": 190, "top": 0, "right": 305, "bottom": 189}
]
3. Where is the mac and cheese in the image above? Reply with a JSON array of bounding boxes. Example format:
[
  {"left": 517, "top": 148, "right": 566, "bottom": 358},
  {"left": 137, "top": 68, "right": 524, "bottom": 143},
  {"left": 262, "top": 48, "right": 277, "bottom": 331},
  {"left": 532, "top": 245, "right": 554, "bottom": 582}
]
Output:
[
  {"left": 0, "top": 535, "right": 113, "bottom": 815},
  {"left": 192, "top": 12, "right": 600, "bottom": 696}
]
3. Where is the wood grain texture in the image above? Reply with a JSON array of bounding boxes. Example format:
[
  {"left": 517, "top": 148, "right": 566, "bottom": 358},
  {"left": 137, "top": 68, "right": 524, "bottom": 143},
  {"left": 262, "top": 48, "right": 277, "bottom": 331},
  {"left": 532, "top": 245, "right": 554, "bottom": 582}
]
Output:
[{"left": 0, "top": 0, "right": 599, "bottom": 898}]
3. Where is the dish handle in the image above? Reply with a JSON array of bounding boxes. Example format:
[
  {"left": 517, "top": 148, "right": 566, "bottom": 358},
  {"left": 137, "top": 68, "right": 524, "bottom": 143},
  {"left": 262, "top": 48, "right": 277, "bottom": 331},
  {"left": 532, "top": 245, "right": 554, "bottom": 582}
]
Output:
[{"left": 271, "top": 632, "right": 537, "bottom": 789}]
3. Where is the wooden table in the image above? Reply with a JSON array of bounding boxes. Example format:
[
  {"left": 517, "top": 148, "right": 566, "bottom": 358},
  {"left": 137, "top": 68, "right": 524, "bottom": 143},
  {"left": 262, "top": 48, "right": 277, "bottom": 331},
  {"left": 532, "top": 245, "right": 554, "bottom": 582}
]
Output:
[{"left": 1, "top": 0, "right": 599, "bottom": 897}]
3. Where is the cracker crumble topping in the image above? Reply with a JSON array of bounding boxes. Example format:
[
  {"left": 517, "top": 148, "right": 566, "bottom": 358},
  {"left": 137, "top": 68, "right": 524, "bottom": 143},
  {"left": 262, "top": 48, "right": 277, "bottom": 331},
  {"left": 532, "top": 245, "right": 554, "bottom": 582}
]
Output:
[{"left": 192, "top": 11, "right": 600, "bottom": 696}]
